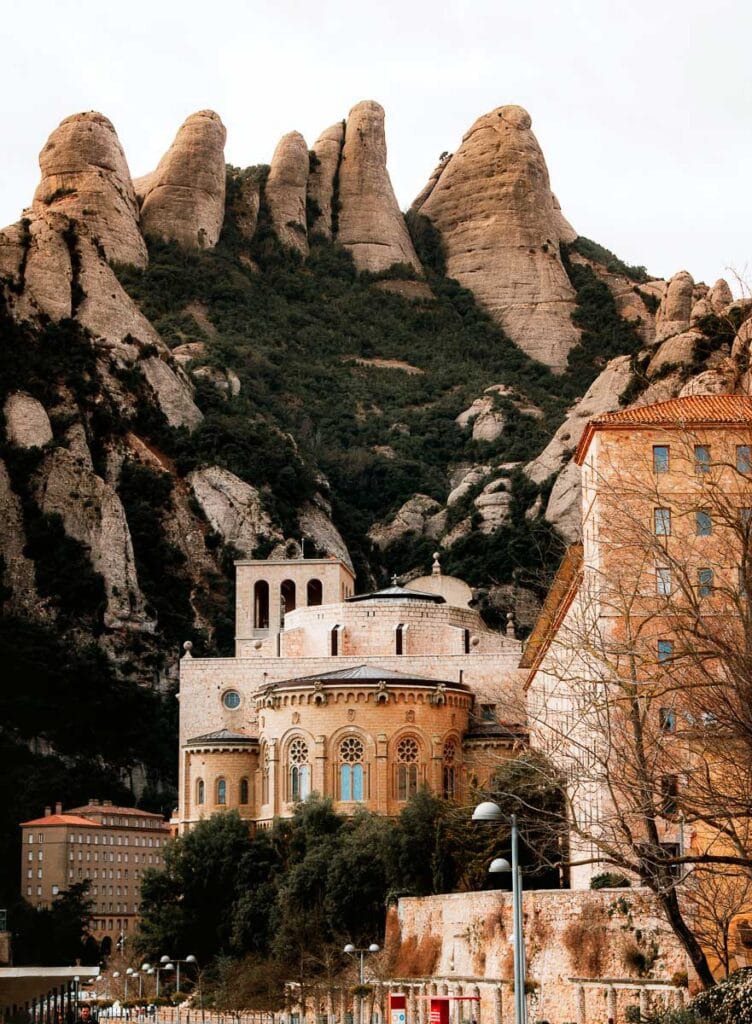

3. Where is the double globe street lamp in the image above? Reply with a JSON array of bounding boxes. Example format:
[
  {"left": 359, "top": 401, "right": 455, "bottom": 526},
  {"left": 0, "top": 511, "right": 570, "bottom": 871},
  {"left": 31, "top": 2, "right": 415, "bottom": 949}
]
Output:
[
  {"left": 160, "top": 955, "right": 198, "bottom": 995},
  {"left": 343, "top": 943, "right": 380, "bottom": 1024},
  {"left": 472, "top": 801, "right": 527, "bottom": 1024}
]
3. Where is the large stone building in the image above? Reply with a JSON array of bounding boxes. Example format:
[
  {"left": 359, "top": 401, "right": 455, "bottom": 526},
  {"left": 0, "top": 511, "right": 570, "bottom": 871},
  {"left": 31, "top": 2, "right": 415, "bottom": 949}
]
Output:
[
  {"left": 176, "top": 556, "right": 525, "bottom": 830},
  {"left": 523, "top": 394, "right": 752, "bottom": 891},
  {"left": 20, "top": 800, "right": 169, "bottom": 948}
]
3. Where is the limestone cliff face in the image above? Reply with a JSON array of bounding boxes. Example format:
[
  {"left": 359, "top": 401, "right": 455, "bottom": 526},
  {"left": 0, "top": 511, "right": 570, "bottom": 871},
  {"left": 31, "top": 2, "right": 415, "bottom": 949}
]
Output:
[
  {"left": 32, "top": 112, "right": 147, "bottom": 268},
  {"left": 265, "top": 131, "right": 310, "bottom": 256},
  {"left": 136, "top": 110, "right": 227, "bottom": 250},
  {"left": 413, "top": 105, "right": 579, "bottom": 372},
  {"left": 337, "top": 101, "right": 421, "bottom": 274}
]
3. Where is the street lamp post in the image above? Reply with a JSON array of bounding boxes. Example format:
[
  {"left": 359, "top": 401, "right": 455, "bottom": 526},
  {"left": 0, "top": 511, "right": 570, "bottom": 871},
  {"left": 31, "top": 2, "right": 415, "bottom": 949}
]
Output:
[
  {"left": 159, "top": 955, "right": 198, "bottom": 995},
  {"left": 472, "top": 802, "right": 527, "bottom": 1024},
  {"left": 343, "top": 943, "right": 379, "bottom": 1024},
  {"left": 73, "top": 976, "right": 80, "bottom": 1020}
]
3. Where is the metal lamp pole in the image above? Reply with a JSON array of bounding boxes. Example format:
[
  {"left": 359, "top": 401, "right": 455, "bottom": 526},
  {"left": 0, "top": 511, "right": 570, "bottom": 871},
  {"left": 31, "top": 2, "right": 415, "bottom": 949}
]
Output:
[
  {"left": 160, "top": 956, "right": 198, "bottom": 995},
  {"left": 472, "top": 802, "right": 527, "bottom": 1024},
  {"left": 343, "top": 943, "right": 380, "bottom": 1024}
]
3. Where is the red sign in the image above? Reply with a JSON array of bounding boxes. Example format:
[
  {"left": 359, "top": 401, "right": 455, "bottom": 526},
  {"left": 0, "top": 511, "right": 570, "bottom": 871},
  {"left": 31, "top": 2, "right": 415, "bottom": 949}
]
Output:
[
  {"left": 429, "top": 999, "right": 450, "bottom": 1024},
  {"left": 389, "top": 994, "right": 406, "bottom": 1024}
]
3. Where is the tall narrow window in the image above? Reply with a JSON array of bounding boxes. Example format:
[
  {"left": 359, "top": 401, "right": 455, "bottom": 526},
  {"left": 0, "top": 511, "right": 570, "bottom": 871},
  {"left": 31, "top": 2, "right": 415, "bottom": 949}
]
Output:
[
  {"left": 696, "top": 510, "right": 712, "bottom": 536},
  {"left": 442, "top": 739, "right": 457, "bottom": 800},
  {"left": 694, "top": 445, "right": 711, "bottom": 474},
  {"left": 737, "top": 445, "right": 752, "bottom": 474},
  {"left": 289, "top": 738, "right": 310, "bottom": 802},
  {"left": 307, "top": 579, "right": 323, "bottom": 606},
  {"left": 659, "top": 708, "right": 676, "bottom": 733},
  {"left": 261, "top": 745, "right": 269, "bottom": 805},
  {"left": 331, "top": 625, "right": 341, "bottom": 656},
  {"left": 196, "top": 779, "right": 205, "bottom": 805},
  {"left": 396, "top": 736, "right": 420, "bottom": 801},
  {"left": 239, "top": 778, "right": 249, "bottom": 805},
  {"left": 280, "top": 579, "right": 296, "bottom": 625},
  {"left": 657, "top": 639, "right": 674, "bottom": 663},
  {"left": 654, "top": 508, "right": 671, "bottom": 535},
  {"left": 698, "top": 568, "right": 714, "bottom": 598},
  {"left": 661, "top": 775, "right": 679, "bottom": 816},
  {"left": 463, "top": 628, "right": 471, "bottom": 654},
  {"left": 653, "top": 445, "right": 669, "bottom": 473},
  {"left": 216, "top": 778, "right": 227, "bottom": 805},
  {"left": 254, "top": 580, "right": 270, "bottom": 629},
  {"left": 395, "top": 624, "right": 405, "bottom": 656},
  {"left": 339, "top": 737, "right": 365, "bottom": 802},
  {"left": 656, "top": 567, "right": 672, "bottom": 596}
]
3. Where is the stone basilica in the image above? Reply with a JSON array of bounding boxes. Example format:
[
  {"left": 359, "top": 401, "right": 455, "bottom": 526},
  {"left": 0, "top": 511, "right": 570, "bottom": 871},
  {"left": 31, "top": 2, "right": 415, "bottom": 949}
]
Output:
[{"left": 176, "top": 554, "right": 525, "bottom": 829}]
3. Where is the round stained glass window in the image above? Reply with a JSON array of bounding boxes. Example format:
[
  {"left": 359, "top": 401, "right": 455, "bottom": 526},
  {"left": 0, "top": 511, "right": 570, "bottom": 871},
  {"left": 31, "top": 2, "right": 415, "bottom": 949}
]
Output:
[{"left": 222, "top": 690, "right": 241, "bottom": 710}]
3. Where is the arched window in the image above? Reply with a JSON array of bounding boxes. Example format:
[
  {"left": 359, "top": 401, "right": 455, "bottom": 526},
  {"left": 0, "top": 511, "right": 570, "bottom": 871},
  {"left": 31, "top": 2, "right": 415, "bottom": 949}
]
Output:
[
  {"left": 216, "top": 777, "right": 227, "bottom": 805},
  {"left": 239, "top": 777, "right": 249, "bottom": 805},
  {"left": 196, "top": 779, "right": 205, "bottom": 805},
  {"left": 307, "top": 578, "right": 323, "bottom": 606},
  {"left": 281, "top": 579, "right": 296, "bottom": 625},
  {"left": 396, "top": 736, "right": 420, "bottom": 801},
  {"left": 395, "top": 624, "right": 406, "bottom": 656},
  {"left": 442, "top": 739, "right": 457, "bottom": 800},
  {"left": 288, "top": 737, "right": 310, "bottom": 801},
  {"left": 331, "top": 625, "right": 341, "bottom": 656},
  {"left": 261, "top": 745, "right": 269, "bottom": 805},
  {"left": 254, "top": 580, "right": 269, "bottom": 629},
  {"left": 339, "top": 737, "right": 365, "bottom": 802}
]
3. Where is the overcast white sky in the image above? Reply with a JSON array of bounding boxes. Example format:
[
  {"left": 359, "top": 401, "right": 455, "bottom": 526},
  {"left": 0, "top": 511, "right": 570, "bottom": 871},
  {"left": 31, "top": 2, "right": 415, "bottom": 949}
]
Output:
[{"left": 2, "top": 0, "right": 750, "bottom": 288}]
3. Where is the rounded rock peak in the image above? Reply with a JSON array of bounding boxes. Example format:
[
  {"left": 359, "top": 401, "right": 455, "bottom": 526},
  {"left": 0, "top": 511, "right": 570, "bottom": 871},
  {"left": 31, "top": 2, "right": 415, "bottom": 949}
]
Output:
[
  {"left": 277, "top": 130, "right": 307, "bottom": 147},
  {"left": 496, "top": 105, "right": 532, "bottom": 130},
  {"left": 348, "top": 99, "right": 385, "bottom": 120},
  {"left": 56, "top": 110, "right": 117, "bottom": 132},
  {"left": 182, "top": 109, "right": 225, "bottom": 128}
]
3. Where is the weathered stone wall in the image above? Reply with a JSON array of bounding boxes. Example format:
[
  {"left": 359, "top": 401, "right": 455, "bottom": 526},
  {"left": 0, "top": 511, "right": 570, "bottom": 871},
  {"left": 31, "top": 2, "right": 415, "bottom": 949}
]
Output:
[{"left": 387, "top": 889, "right": 693, "bottom": 1024}]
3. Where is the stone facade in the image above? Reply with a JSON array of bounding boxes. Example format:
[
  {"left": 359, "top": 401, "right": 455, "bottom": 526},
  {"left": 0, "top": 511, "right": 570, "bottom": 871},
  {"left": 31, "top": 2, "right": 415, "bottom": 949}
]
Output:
[{"left": 177, "top": 558, "right": 525, "bottom": 830}]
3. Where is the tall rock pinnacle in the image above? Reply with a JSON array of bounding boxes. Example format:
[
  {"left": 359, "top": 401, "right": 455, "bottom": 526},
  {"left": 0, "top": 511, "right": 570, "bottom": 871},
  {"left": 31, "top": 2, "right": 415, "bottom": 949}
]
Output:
[
  {"left": 136, "top": 110, "right": 227, "bottom": 251},
  {"left": 337, "top": 101, "right": 421, "bottom": 274},
  {"left": 307, "top": 122, "right": 345, "bottom": 239},
  {"left": 413, "top": 105, "right": 579, "bottom": 372},
  {"left": 32, "top": 112, "right": 147, "bottom": 268},
  {"left": 266, "top": 131, "right": 310, "bottom": 256}
]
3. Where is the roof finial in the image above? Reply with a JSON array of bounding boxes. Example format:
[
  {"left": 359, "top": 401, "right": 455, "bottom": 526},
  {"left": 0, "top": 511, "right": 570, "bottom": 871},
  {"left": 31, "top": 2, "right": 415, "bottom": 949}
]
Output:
[
  {"left": 432, "top": 551, "right": 441, "bottom": 577},
  {"left": 391, "top": 572, "right": 398, "bottom": 587},
  {"left": 505, "top": 611, "right": 516, "bottom": 639}
]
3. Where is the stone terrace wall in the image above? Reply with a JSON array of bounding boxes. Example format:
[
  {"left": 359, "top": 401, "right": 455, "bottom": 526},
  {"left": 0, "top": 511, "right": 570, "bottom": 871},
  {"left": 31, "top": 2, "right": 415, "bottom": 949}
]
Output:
[{"left": 386, "top": 889, "right": 694, "bottom": 1024}]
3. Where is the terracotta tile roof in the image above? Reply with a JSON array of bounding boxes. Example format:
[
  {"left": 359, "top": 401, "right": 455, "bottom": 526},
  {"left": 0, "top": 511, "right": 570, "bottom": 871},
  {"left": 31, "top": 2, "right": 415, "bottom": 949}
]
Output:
[
  {"left": 20, "top": 814, "right": 103, "bottom": 828},
  {"left": 519, "top": 545, "right": 583, "bottom": 682},
  {"left": 68, "top": 804, "right": 164, "bottom": 818},
  {"left": 575, "top": 395, "right": 752, "bottom": 464}
]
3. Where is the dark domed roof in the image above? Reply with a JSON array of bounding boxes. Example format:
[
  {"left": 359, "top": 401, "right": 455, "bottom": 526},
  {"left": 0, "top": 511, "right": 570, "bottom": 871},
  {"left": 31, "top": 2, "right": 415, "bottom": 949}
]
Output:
[{"left": 346, "top": 585, "right": 445, "bottom": 604}]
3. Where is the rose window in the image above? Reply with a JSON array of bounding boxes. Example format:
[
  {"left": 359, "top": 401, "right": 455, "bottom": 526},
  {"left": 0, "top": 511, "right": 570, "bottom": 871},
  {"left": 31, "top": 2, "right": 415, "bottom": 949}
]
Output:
[{"left": 397, "top": 737, "right": 419, "bottom": 763}]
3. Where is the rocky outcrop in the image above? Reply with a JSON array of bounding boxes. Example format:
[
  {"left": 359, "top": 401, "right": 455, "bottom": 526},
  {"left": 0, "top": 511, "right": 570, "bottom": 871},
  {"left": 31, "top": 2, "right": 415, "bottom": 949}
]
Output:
[
  {"left": 34, "top": 448, "right": 148, "bottom": 630},
  {"left": 337, "top": 101, "right": 421, "bottom": 274},
  {"left": 708, "top": 278, "right": 733, "bottom": 314},
  {"left": 0, "top": 459, "right": 39, "bottom": 613},
  {"left": 265, "top": 131, "right": 310, "bottom": 256},
  {"left": 307, "top": 122, "right": 344, "bottom": 239},
  {"left": 3, "top": 393, "right": 53, "bottom": 448},
  {"left": 6, "top": 212, "right": 73, "bottom": 322},
  {"left": 32, "top": 111, "right": 147, "bottom": 268},
  {"left": 140, "top": 356, "right": 203, "bottom": 430},
  {"left": 526, "top": 355, "right": 633, "bottom": 485},
  {"left": 474, "top": 477, "right": 512, "bottom": 533},
  {"left": 456, "top": 385, "right": 543, "bottom": 443},
  {"left": 368, "top": 494, "right": 443, "bottom": 550},
  {"left": 647, "top": 330, "right": 700, "bottom": 377},
  {"left": 413, "top": 105, "right": 579, "bottom": 371},
  {"left": 298, "top": 494, "right": 354, "bottom": 571},
  {"left": 655, "top": 271, "right": 694, "bottom": 341},
  {"left": 187, "top": 466, "right": 280, "bottom": 557},
  {"left": 136, "top": 110, "right": 226, "bottom": 250},
  {"left": 233, "top": 175, "right": 261, "bottom": 240},
  {"left": 543, "top": 461, "right": 581, "bottom": 544}
]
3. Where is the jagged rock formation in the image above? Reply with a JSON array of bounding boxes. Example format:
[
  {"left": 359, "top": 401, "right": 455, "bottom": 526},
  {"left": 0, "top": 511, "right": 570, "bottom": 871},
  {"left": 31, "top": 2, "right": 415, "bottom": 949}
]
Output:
[
  {"left": 188, "top": 466, "right": 281, "bottom": 557},
  {"left": 337, "top": 101, "right": 421, "bottom": 274},
  {"left": 298, "top": 494, "right": 354, "bottom": 571},
  {"left": 368, "top": 494, "right": 444, "bottom": 550},
  {"left": 33, "top": 447, "right": 149, "bottom": 630},
  {"left": 265, "top": 131, "right": 310, "bottom": 256},
  {"left": 136, "top": 110, "right": 227, "bottom": 250},
  {"left": 31, "top": 111, "right": 147, "bottom": 268},
  {"left": 413, "top": 104, "right": 579, "bottom": 372},
  {"left": 655, "top": 271, "right": 695, "bottom": 341},
  {"left": 0, "top": 459, "right": 39, "bottom": 613},
  {"left": 307, "top": 122, "right": 345, "bottom": 239}
]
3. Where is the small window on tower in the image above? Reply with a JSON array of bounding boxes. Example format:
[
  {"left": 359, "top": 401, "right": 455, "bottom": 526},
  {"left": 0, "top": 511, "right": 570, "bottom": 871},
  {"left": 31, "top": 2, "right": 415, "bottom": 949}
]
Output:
[{"left": 653, "top": 446, "right": 669, "bottom": 473}]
